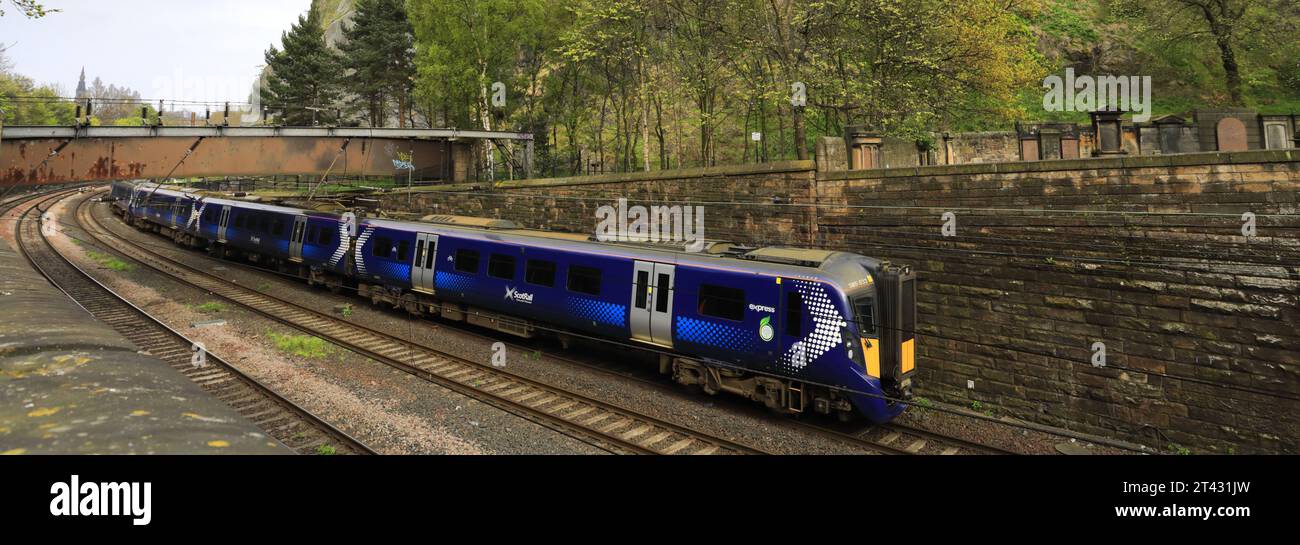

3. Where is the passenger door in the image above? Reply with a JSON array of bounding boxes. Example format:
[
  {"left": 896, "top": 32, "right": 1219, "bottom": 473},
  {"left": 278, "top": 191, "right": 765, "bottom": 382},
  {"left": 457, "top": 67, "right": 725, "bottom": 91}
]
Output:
[
  {"left": 410, "top": 232, "right": 438, "bottom": 293},
  {"left": 780, "top": 283, "right": 811, "bottom": 371},
  {"left": 289, "top": 216, "right": 308, "bottom": 262},
  {"left": 217, "top": 206, "right": 231, "bottom": 243},
  {"left": 630, "top": 261, "right": 675, "bottom": 347}
]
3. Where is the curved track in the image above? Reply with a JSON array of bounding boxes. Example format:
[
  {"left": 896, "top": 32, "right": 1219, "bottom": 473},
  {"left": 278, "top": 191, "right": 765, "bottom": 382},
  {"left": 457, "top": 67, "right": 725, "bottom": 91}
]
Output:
[
  {"left": 15, "top": 189, "right": 374, "bottom": 455},
  {"left": 79, "top": 191, "right": 768, "bottom": 455},
  {"left": 83, "top": 188, "right": 1017, "bottom": 455},
  {"left": 447, "top": 329, "right": 1015, "bottom": 455}
]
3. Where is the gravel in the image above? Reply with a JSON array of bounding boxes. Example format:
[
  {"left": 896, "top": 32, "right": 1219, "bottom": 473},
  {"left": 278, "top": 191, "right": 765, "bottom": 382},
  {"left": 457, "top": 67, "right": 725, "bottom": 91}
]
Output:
[{"left": 53, "top": 194, "right": 606, "bottom": 454}]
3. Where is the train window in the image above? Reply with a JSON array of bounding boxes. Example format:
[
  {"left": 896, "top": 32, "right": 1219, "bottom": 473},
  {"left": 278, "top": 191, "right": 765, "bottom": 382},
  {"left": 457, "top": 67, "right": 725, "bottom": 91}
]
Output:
[
  {"left": 397, "top": 240, "right": 410, "bottom": 261},
  {"left": 786, "top": 292, "right": 804, "bottom": 337},
  {"left": 633, "top": 270, "right": 649, "bottom": 309},
  {"left": 372, "top": 236, "right": 392, "bottom": 258},
  {"left": 455, "top": 249, "right": 480, "bottom": 273},
  {"left": 425, "top": 241, "right": 436, "bottom": 268},
  {"left": 655, "top": 273, "right": 671, "bottom": 312},
  {"left": 567, "top": 266, "right": 601, "bottom": 296},
  {"left": 853, "top": 297, "right": 875, "bottom": 336},
  {"left": 901, "top": 279, "right": 915, "bottom": 342},
  {"left": 258, "top": 214, "right": 270, "bottom": 233},
  {"left": 234, "top": 214, "right": 245, "bottom": 228},
  {"left": 522, "top": 258, "right": 553, "bottom": 286},
  {"left": 307, "top": 225, "right": 317, "bottom": 244},
  {"left": 319, "top": 227, "right": 332, "bottom": 245},
  {"left": 526, "top": 260, "right": 555, "bottom": 287},
  {"left": 698, "top": 284, "right": 745, "bottom": 321},
  {"left": 488, "top": 254, "right": 516, "bottom": 280},
  {"left": 273, "top": 218, "right": 285, "bottom": 236}
]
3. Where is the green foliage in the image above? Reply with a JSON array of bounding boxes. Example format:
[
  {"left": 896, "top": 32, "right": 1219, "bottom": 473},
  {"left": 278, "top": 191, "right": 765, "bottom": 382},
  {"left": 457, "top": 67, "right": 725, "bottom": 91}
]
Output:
[
  {"left": 267, "top": 331, "right": 333, "bottom": 358},
  {"left": 85, "top": 250, "right": 134, "bottom": 272},
  {"left": 262, "top": 9, "right": 345, "bottom": 126},
  {"left": 1038, "top": 0, "right": 1099, "bottom": 42},
  {"left": 257, "top": 0, "right": 1300, "bottom": 175},
  {"left": 195, "top": 301, "right": 226, "bottom": 313},
  {"left": 1, "top": 69, "right": 75, "bottom": 125},
  {"left": 315, "top": 445, "right": 338, "bottom": 455},
  {"left": 1, "top": 0, "right": 57, "bottom": 18}
]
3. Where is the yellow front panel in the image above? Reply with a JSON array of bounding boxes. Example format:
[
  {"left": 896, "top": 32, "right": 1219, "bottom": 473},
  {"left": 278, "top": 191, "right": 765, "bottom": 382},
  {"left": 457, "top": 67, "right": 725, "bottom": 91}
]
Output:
[
  {"left": 901, "top": 339, "right": 915, "bottom": 374},
  {"left": 863, "top": 338, "right": 880, "bottom": 378}
]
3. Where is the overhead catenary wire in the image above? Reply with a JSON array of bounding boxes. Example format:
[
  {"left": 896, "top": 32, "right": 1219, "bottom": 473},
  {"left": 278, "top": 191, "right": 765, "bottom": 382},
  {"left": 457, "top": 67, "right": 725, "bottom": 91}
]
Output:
[{"left": 420, "top": 187, "right": 1300, "bottom": 219}]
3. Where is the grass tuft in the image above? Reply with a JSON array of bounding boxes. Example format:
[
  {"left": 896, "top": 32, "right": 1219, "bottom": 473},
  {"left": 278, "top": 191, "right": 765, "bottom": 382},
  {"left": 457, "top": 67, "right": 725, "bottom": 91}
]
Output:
[
  {"left": 266, "top": 331, "right": 332, "bottom": 359},
  {"left": 85, "top": 250, "right": 134, "bottom": 272},
  {"left": 195, "top": 301, "right": 226, "bottom": 313}
]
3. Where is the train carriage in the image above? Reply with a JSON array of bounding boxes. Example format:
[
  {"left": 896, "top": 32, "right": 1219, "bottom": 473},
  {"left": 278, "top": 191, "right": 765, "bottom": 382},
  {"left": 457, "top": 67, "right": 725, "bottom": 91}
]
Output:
[
  {"left": 126, "top": 184, "right": 352, "bottom": 286},
  {"left": 355, "top": 216, "right": 917, "bottom": 423}
]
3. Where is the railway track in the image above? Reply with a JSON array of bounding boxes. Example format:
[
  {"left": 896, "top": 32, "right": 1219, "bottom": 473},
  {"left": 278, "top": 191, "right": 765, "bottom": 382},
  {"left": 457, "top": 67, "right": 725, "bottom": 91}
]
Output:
[
  {"left": 447, "top": 330, "right": 1015, "bottom": 455},
  {"left": 83, "top": 189, "right": 1014, "bottom": 456},
  {"left": 15, "top": 189, "right": 374, "bottom": 455},
  {"left": 77, "top": 191, "right": 766, "bottom": 455}
]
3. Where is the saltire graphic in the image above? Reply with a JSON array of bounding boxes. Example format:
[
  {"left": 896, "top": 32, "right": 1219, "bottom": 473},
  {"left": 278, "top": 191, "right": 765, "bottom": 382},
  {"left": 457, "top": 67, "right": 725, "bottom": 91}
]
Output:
[
  {"left": 186, "top": 198, "right": 206, "bottom": 232},
  {"left": 327, "top": 220, "right": 351, "bottom": 268},
  {"left": 354, "top": 226, "right": 375, "bottom": 276}
]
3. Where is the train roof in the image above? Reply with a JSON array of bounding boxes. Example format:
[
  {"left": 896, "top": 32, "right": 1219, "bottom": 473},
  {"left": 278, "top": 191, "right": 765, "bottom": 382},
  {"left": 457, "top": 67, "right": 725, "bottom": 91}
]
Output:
[
  {"left": 361, "top": 216, "right": 882, "bottom": 287},
  {"left": 133, "top": 183, "right": 341, "bottom": 218}
]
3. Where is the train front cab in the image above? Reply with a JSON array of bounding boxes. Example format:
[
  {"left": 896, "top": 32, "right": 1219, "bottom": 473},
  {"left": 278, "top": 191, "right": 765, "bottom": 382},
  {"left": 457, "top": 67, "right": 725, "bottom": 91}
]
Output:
[{"left": 848, "top": 263, "right": 917, "bottom": 422}]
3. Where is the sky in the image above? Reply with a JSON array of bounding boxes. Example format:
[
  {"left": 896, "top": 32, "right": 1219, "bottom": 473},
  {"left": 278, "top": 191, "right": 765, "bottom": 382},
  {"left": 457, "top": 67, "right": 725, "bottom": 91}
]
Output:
[{"left": 1, "top": 0, "right": 312, "bottom": 106}]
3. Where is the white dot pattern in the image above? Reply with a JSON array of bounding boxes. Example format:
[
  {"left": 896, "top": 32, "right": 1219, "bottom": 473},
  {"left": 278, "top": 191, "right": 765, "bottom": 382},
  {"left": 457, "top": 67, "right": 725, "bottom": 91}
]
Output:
[{"left": 779, "top": 279, "right": 847, "bottom": 373}]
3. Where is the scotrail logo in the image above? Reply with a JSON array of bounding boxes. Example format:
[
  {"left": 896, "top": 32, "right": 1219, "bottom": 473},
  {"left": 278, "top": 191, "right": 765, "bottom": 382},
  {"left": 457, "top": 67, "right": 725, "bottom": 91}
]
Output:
[
  {"left": 1042, "top": 68, "right": 1152, "bottom": 122},
  {"left": 49, "top": 475, "right": 151, "bottom": 526},
  {"left": 596, "top": 198, "right": 706, "bottom": 252},
  {"left": 504, "top": 286, "right": 534, "bottom": 304}
]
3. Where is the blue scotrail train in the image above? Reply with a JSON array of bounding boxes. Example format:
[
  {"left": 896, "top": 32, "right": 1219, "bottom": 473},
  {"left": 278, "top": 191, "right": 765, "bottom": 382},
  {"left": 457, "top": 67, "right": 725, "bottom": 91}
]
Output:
[{"left": 110, "top": 180, "right": 917, "bottom": 422}]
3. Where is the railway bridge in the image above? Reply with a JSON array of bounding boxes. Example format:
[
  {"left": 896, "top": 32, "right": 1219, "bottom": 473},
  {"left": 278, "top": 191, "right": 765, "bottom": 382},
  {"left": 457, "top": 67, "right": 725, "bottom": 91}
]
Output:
[{"left": 0, "top": 125, "right": 534, "bottom": 187}]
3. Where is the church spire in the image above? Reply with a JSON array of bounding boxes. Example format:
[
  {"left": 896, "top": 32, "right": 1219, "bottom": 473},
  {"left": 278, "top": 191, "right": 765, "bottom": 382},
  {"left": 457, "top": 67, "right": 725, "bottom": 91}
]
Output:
[{"left": 75, "top": 67, "right": 88, "bottom": 100}]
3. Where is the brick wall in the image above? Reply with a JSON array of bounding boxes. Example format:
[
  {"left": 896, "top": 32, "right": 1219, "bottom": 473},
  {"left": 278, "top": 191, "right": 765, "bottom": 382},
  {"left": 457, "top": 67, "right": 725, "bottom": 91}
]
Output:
[{"left": 380, "top": 150, "right": 1300, "bottom": 453}]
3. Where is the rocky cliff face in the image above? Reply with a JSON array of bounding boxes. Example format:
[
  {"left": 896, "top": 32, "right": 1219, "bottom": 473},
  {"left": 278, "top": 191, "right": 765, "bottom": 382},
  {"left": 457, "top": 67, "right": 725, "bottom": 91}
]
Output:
[
  {"left": 249, "top": 0, "right": 354, "bottom": 122},
  {"left": 312, "top": 0, "right": 356, "bottom": 49}
]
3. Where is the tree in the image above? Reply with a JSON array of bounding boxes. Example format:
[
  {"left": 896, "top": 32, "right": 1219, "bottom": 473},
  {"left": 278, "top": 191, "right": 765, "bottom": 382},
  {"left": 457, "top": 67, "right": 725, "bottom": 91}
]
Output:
[
  {"left": 261, "top": 9, "right": 345, "bottom": 126},
  {"left": 1114, "top": 0, "right": 1300, "bottom": 106},
  {"left": 409, "top": 0, "right": 551, "bottom": 177},
  {"left": 83, "top": 75, "right": 148, "bottom": 123},
  {"left": 339, "top": 0, "right": 416, "bottom": 127},
  {"left": 1, "top": 78, "right": 75, "bottom": 126},
  {"left": 1, "top": 0, "right": 56, "bottom": 18},
  {"left": 561, "top": 0, "right": 651, "bottom": 171}
]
